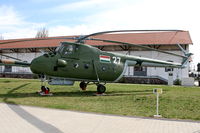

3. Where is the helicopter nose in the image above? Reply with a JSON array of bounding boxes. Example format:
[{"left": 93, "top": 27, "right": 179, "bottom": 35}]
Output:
[{"left": 30, "top": 56, "right": 45, "bottom": 74}]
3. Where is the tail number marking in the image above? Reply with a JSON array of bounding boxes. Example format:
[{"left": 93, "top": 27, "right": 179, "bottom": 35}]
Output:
[{"left": 113, "top": 57, "right": 121, "bottom": 64}]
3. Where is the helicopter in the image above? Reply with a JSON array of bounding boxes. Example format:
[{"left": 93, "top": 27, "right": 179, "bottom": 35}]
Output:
[{"left": 0, "top": 30, "right": 192, "bottom": 95}]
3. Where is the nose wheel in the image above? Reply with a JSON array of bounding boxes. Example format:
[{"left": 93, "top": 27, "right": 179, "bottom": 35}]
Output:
[
  {"left": 39, "top": 86, "right": 51, "bottom": 95},
  {"left": 38, "top": 75, "right": 52, "bottom": 96}
]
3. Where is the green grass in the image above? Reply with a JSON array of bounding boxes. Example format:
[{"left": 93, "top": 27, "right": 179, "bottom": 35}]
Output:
[{"left": 0, "top": 78, "right": 200, "bottom": 120}]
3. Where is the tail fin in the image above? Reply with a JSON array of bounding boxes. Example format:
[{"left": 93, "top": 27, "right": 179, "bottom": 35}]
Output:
[
  {"left": 181, "top": 53, "right": 193, "bottom": 68},
  {"left": 176, "top": 44, "right": 193, "bottom": 68}
]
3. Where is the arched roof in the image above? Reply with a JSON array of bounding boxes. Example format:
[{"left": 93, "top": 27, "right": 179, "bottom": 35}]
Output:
[{"left": 0, "top": 31, "right": 192, "bottom": 50}]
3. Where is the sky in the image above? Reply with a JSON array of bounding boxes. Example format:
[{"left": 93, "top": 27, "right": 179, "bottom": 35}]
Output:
[{"left": 0, "top": 0, "right": 200, "bottom": 67}]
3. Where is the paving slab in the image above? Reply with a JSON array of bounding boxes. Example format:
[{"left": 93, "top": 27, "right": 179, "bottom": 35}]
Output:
[{"left": 0, "top": 103, "right": 200, "bottom": 133}]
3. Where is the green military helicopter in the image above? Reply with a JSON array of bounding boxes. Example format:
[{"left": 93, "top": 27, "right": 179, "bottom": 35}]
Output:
[{"left": 0, "top": 30, "right": 192, "bottom": 94}]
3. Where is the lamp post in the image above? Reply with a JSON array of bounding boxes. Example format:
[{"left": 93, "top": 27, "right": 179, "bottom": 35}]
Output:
[{"left": 197, "top": 63, "right": 200, "bottom": 86}]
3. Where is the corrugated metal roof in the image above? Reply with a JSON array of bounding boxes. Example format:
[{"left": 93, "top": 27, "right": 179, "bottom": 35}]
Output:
[{"left": 0, "top": 31, "right": 192, "bottom": 49}]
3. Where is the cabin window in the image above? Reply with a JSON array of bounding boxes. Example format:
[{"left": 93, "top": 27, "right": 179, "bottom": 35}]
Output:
[{"left": 84, "top": 64, "right": 89, "bottom": 69}]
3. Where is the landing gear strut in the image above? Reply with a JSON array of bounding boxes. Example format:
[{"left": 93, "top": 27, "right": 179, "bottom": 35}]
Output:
[
  {"left": 92, "top": 60, "right": 106, "bottom": 95},
  {"left": 79, "top": 81, "right": 87, "bottom": 91},
  {"left": 38, "top": 75, "right": 52, "bottom": 96}
]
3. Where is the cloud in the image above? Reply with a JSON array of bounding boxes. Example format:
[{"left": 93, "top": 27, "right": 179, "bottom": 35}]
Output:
[
  {"left": 49, "top": 25, "right": 90, "bottom": 36},
  {"left": 83, "top": 0, "right": 199, "bottom": 30},
  {"left": 50, "top": 0, "right": 117, "bottom": 12},
  {"left": 48, "top": 0, "right": 200, "bottom": 36},
  {"left": 0, "top": 5, "right": 46, "bottom": 39},
  {"left": 0, "top": 5, "right": 23, "bottom": 29}
]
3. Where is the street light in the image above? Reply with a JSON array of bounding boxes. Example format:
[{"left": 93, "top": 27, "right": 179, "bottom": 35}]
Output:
[{"left": 197, "top": 63, "right": 200, "bottom": 86}]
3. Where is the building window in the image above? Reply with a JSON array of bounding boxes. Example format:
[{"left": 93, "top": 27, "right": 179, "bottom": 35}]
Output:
[
  {"left": 165, "top": 60, "right": 174, "bottom": 72},
  {"left": 134, "top": 66, "right": 145, "bottom": 71},
  {"left": 165, "top": 68, "right": 173, "bottom": 72},
  {"left": 4, "top": 66, "right": 12, "bottom": 72},
  {"left": 134, "top": 66, "right": 147, "bottom": 76}
]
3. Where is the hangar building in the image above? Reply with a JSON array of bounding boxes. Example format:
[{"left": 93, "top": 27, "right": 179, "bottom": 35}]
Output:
[{"left": 0, "top": 31, "right": 193, "bottom": 84}]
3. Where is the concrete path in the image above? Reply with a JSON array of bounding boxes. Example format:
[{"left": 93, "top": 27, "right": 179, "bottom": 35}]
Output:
[{"left": 0, "top": 103, "right": 200, "bottom": 133}]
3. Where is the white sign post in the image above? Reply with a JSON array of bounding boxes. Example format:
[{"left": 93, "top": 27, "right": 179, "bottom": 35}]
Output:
[{"left": 153, "top": 88, "right": 162, "bottom": 118}]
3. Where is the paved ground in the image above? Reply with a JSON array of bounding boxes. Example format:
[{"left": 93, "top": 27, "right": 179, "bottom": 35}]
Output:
[{"left": 0, "top": 103, "right": 200, "bottom": 133}]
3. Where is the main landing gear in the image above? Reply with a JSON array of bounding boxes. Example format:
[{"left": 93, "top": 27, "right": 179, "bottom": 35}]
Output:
[
  {"left": 79, "top": 81, "right": 106, "bottom": 94},
  {"left": 97, "top": 84, "right": 106, "bottom": 94},
  {"left": 79, "top": 81, "right": 87, "bottom": 91}
]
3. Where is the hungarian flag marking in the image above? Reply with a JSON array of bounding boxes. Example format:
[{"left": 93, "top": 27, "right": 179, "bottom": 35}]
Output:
[{"left": 99, "top": 55, "right": 111, "bottom": 63}]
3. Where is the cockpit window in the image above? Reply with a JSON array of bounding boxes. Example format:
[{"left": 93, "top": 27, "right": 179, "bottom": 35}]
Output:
[
  {"left": 55, "top": 44, "right": 64, "bottom": 53},
  {"left": 55, "top": 46, "right": 60, "bottom": 52},
  {"left": 57, "top": 43, "right": 78, "bottom": 58},
  {"left": 64, "top": 45, "right": 74, "bottom": 54},
  {"left": 65, "top": 45, "right": 73, "bottom": 53},
  {"left": 57, "top": 44, "right": 74, "bottom": 55}
]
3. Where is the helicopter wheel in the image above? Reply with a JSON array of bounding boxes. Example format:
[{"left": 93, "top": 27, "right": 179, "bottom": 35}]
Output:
[
  {"left": 79, "top": 81, "right": 87, "bottom": 91},
  {"left": 97, "top": 84, "right": 106, "bottom": 94},
  {"left": 39, "top": 86, "right": 52, "bottom": 95}
]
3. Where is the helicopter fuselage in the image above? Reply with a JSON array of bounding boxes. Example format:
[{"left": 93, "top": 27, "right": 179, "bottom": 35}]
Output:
[{"left": 30, "top": 42, "right": 125, "bottom": 82}]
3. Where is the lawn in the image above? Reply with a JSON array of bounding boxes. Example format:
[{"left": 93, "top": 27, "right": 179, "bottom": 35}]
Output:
[{"left": 0, "top": 78, "right": 200, "bottom": 121}]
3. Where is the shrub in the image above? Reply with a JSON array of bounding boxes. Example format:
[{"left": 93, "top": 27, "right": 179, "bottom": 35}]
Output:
[{"left": 174, "top": 79, "right": 181, "bottom": 85}]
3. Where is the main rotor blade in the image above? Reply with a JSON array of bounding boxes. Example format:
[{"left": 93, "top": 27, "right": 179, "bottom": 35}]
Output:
[
  {"left": 0, "top": 54, "right": 23, "bottom": 61},
  {"left": 76, "top": 29, "right": 183, "bottom": 43},
  {"left": 0, "top": 37, "right": 78, "bottom": 45},
  {"left": 88, "top": 38, "right": 187, "bottom": 58}
]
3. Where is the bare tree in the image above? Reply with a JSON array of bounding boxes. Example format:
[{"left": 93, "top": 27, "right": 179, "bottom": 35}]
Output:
[{"left": 35, "top": 28, "right": 48, "bottom": 38}]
